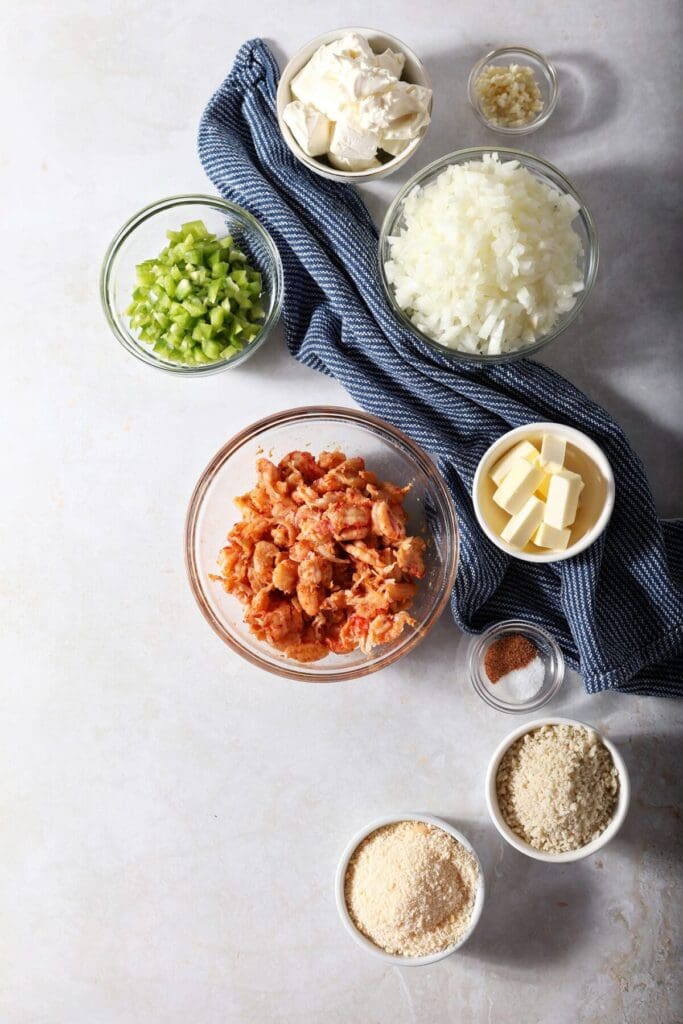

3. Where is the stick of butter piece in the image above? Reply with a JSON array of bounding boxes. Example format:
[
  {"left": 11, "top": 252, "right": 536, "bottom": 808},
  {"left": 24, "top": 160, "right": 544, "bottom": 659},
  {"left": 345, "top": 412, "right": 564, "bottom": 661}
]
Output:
[
  {"left": 534, "top": 521, "right": 571, "bottom": 551},
  {"left": 493, "top": 459, "right": 545, "bottom": 515},
  {"left": 545, "top": 469, "right": 584, "bottom": 529},
  {"left": 540, "top": 434, "right": 566, "bottom": 474},
  {"left": 489, "top": 440, "right": 540, "bottom": 486},
  {"left": 535, "top": 473, "right": 551, "bottom": 500},
  {"left": 501, "top": 496, "right": 545, "bottom": 548}
]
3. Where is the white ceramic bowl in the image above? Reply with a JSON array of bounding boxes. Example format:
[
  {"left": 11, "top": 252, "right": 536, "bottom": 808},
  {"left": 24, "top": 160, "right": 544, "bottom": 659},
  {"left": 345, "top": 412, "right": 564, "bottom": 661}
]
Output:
[
  {"left": 472, "top": 421, "right": 615, "bottom": 563},
  {"left": 276, "top": 27, "right": 432, "bottom": 183},
  {"left": 335, "top": 813, "right": 485, "bottom": 964},
  {"left": 486, "top": 716, "right": 630, "bottom": 863}
]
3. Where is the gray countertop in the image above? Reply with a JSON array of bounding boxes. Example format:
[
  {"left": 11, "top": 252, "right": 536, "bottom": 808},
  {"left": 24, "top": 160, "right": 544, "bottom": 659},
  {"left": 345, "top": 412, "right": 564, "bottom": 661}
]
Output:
[{"left": 3, "top": 1, "right": 681, "bottom": 1022}]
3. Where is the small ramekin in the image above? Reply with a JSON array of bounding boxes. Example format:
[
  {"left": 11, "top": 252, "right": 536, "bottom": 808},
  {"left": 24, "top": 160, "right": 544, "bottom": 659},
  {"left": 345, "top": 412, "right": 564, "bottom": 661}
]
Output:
[
  {"left": 335, "top": 813, "right": 485, "bottom": 964},
  {"left": 472, "top": 422, "right": 616, "bottom": 563},
  {"left": 468, "top": 45, "right": 558, "bottom": 135},
  {"left": 469, "top": 620, "right": 565, "bottom": 713},
  {"left": 486, "top": 717, "right": 631, "bottom": 863},
  {"left": 276, "top": 27, "right": 432, "bottom": 183}
]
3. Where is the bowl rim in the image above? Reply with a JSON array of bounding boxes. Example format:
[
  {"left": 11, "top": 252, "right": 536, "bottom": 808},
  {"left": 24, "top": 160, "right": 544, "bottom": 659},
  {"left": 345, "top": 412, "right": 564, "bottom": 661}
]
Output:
[
  {"left": 334, "top": 812, "right": 486, "bottom": 964},
  {"left": 471, "top": 421, "right": 616, "bottom": 563},
  {"left": 468, "top": 618, "right": 565, "bottom": 713},
  {"left": 467, "top": 45, "right": 559, "bottom": 135},
  {"left": 275, "top": 26, "right": 432, "bottom": 183},
  {"left": 485, "top": 716, "right": 631, "bottom": 863},
  {"left": 378, "top": 146, "right": 599, "bottom": 364},
  {"left": 184, "top": 405, "right": 459, "bottom": 681},
  {"left": 100, "top": 193, "right": 284, "bottom": 376}
]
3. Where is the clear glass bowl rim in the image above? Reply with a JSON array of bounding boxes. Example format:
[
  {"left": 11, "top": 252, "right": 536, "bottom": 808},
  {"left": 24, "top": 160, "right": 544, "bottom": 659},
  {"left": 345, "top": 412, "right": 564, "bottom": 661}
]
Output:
[
  {"left": 467, "top": 45, "right": 559, "bottom": 135},
  {"left": 100, "top": 193, "right": 284, "bottom": 376},
  {"left": 378, "top": 147, "right": 599, "bottom": 364},
  {"left": 184, "top": 405, "right": 460, "bottom": 682},
  {"left": 468, "top": 618, "right": 565, "bottom": 713}
]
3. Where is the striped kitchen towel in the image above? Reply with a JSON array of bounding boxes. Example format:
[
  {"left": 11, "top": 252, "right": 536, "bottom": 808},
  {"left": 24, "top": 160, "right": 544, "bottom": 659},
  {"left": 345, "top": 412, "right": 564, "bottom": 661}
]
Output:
[{"left": 198, "top": 38, "right": 683, "bottom": 696}]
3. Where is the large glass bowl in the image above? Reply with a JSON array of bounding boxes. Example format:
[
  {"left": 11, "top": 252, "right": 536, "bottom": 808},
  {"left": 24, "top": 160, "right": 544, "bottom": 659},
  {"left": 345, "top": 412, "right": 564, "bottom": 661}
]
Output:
[
  {"left": 185, "top": 407, "right": 459, "bottom": 682},
  {"left": 100, "top": 194, "right": 283, "bottom": 375},
  {"left": 379, "top": 148, "right": 599, "bottom": 364}
]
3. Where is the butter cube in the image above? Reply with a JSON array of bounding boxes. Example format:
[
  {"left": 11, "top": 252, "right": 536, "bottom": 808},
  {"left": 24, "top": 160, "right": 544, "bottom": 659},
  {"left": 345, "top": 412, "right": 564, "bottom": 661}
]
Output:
[
  {"left": 540, "top": 434, "right": 566, "bottom": 474},
  {"left": 501, "top": 496, "right": 545, "bottom": 548},
  {"left": 534, "top": 521, "right": 572, "bottom": 551},
  {"left": 490, "top": 440, "right": 540, "bottom": 486},
  {"left": 493, "top": 459, "right": 545, "bottom": 515},
  {"left": 545, "top": 469, "right": 584, "bottom": 529},
  {"left": 535, "top": 473, "right": 551, "bottom": 500}
]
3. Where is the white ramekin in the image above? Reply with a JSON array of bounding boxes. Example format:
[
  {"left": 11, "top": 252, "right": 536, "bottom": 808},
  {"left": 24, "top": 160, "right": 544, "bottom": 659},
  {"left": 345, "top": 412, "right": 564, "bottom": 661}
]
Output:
[
  {"left": 276, "top": 27, "right": 432, "bottom": 183},
  {"left": 486, "top": 716, "right": 631, "bottom": 863},
  {"left": 472, "top": 421, "right": 616, "bottom": 563},
  {"left": 335, "top": 812, "right": 485, "bottom": 964}
]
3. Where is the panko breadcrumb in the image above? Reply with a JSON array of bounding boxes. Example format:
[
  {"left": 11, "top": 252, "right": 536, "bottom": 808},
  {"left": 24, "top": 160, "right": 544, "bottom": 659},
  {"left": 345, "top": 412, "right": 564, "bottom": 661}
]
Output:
[{"left": 496, "top": 724, "right": 619, "bottom": 853}]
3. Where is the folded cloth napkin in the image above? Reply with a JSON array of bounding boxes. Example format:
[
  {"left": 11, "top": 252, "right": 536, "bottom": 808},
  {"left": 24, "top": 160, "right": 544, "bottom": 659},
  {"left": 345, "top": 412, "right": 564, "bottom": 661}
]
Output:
[{"left": 198, "top": 39, "right": 683, "bottom": 696}]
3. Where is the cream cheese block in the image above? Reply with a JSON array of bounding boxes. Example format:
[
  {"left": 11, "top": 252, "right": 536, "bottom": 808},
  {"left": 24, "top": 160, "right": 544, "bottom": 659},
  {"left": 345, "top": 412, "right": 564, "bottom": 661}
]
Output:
[
  {"left": 282, "top": 101, "right": 332, "bottom": 156},
  {"left": 283, "top": 32, "right": 432, "bottom": 170},
  {"left": 328, "top": 115, "right": 381, "bottom": 170}
]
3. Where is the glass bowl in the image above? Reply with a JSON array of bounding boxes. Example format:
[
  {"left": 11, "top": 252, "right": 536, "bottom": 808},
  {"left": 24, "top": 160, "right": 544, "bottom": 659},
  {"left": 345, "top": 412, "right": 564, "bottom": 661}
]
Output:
[
  {"left": 468, "top": 620, "right": 565, "bottom": 713},
  {"left": 185, "top": 406, "right": 459, "bottom": 682},
  {"left": 100, "top": 194, "right": 283, "bottom": 375},
  {"left": 467, "top": 45, "right": 558, "bottom": 135},
  {"left": 378, "top": 148, "right": 599, "bottom": 364}
]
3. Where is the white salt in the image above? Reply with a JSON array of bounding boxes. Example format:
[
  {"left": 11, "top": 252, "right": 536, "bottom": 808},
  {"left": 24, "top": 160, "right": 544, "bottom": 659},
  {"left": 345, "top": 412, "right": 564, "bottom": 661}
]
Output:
[{"left": 492, "top": 655, "right": 545, "bottom": 703}]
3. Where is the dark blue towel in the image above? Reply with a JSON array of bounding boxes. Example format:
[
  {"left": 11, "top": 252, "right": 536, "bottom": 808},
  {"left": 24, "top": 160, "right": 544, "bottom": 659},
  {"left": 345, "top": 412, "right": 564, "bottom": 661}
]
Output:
[{"left": 198, "top": 39, "right": 683, "bottom": 696}]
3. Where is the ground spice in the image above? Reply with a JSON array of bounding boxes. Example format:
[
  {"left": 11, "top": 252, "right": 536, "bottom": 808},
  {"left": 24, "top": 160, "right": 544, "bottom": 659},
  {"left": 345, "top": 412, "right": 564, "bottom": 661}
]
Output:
[{"left": 484, "top": 633, "right": 538, "bottom": 683}]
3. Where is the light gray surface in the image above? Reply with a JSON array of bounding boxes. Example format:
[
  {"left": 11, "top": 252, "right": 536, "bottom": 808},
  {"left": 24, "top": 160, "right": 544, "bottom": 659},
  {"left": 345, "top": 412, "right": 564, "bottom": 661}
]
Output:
[{"left": 2, "top": 2, "right": 682, "bottom": 1023}]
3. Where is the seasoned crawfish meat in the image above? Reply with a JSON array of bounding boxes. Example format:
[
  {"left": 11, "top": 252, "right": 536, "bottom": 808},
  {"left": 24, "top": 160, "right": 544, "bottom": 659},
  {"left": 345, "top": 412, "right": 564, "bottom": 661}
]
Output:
[{"left": 210, "top": 450, "right": 427, "bottom": 662}]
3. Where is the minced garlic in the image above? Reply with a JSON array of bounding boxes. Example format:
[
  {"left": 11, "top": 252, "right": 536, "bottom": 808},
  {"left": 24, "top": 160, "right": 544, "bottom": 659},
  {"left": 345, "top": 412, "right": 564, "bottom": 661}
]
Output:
[
  {"left": 476, "top": 63, "right": 544, "bottom": 127},
  {"left": 344, "top": 821, "right": 480, "bottom": 957}
]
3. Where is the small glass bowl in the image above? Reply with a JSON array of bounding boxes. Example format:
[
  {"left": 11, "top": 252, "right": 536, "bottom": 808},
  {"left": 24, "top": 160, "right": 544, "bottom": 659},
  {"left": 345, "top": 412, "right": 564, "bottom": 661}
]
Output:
[
  {"left": 468, "top": 620, "right": 564, "bottom": 713},
  {"left": 185, "top": 406, "right": 459, "bottom": 682},
  {"left": 379, "top": 148, "right": 598, "bottom": 364},
  {"left": 100, "top": 194, "right": 284, "bottom": 375},
  {"left": 468, "top": 46, "right": 558, "bottom": 135}
]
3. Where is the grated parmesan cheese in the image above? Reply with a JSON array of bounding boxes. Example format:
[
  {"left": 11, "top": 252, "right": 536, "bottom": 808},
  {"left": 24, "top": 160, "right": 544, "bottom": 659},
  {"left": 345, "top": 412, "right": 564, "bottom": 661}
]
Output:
[
  {"left": 344, "top": 820, "right": 480, "bottom": 956},
  {"left": 384, "top": 153, "right": 584, "bottom": 355},
  {"left": 476, "top": 63, "right": 544, "bottom": 127}
]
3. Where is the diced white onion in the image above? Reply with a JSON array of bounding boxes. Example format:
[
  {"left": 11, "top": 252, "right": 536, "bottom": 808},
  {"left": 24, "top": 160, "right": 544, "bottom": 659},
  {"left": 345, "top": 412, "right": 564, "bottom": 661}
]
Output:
[{"left": 384, "top": 153, "right": 585, "bottom": 355}]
